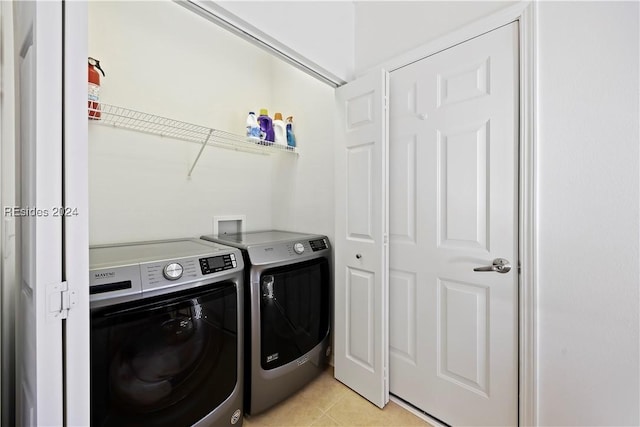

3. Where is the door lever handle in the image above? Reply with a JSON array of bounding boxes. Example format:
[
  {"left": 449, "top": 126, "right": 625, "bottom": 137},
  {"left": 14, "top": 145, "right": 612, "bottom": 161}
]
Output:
[{"left": 473, "top": 258, "right": 511, "bottom": 274}]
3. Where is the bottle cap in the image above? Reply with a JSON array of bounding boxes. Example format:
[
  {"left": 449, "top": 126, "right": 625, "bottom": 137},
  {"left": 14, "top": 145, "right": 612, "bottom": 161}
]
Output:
[
  {"left": 286, "top": 116, "right": 293, "bottom": 122},
  {"left": 274, "top": 112, "right": 283, "bottom": 121},
  {"left": 259, "top": 108, "right": 268, "bottom": 116},
  {"left": 249, "top": 111, "right": 255, "bottom": 115}
]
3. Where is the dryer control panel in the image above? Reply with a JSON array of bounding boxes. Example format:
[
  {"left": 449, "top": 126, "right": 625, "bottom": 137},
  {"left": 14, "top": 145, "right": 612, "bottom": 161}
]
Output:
[
  {"left": 309, "top": 238, "right": 329, "bottom": 252},
  {"left": 200, "top": 253, "right": 237, "bottom": 275}
]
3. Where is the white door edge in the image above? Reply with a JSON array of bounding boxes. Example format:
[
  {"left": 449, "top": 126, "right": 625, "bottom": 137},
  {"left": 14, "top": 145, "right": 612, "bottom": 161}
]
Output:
[
  {"left": 389, "top": 396, "right": 448, "bottom": 427},
  {"left": 14, "top": 1, "right": 65, "bottom": 425},
  {"left": 516, "top": 3, "right": 539, "bottom": 427},
  {"left": 0, "top": 4, "right": 17, "bottom": 425},
  {"left": 63, "top": 1, "right": 90, "bottom": 425}
]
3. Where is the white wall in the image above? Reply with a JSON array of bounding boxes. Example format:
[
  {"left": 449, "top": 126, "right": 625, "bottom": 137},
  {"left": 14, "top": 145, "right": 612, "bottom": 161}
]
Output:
[
  {"left": 214, "top": 1, "right": 355, "bottom": 83},
  {"left": 536, "top": 2, "right": 639, "bottom": 425},
  {"left": 354, "top": 1, "right": 516, "bottom": 74},
  {"left": 269, "top": 56, "right": 335, "bottom": 243},
  {"left": 88, "top": 1, "right": 335, "bottom": 245}
]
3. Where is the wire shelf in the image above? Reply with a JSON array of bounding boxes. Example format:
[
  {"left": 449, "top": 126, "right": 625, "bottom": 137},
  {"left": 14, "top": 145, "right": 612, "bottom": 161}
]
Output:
[{"left": 88, "top": 103, "right": 297, "bottom": 176}]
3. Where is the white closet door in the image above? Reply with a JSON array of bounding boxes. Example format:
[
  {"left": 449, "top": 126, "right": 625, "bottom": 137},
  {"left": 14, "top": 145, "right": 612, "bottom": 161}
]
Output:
[
  {"left": 14, "top": 1, "right": 65, "bottom": 426},
  {"left": 389, "top": 23, "right": 519, "bottom": 426},
  {"left": 334, "top": 69, "right": 389, "bottom": 408}
]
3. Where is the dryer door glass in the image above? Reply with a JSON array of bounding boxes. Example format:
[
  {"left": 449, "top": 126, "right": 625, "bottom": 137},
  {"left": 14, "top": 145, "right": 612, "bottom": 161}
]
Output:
[
  {"left": 91, "top": 282, "right": 238, "bottom": 427},
  {"left": 260, "top": 258, "right": 330, "bottom": 369}
]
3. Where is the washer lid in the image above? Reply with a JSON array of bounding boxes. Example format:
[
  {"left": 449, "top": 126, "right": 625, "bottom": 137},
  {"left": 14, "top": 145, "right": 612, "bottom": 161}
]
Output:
[{"left": 90, "top": 238, "right": 232, "bottom": 270}]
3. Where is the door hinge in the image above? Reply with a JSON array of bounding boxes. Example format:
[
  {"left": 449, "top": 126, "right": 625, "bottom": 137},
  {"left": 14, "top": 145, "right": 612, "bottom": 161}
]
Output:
[{"left": 47, "top": 281, "right": 77, "bottom": 320}]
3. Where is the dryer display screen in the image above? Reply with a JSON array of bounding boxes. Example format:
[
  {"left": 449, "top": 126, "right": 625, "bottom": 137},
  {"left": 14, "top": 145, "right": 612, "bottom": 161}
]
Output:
[
  {"left": 199, "top": 254, "right": 237, "bottom": 275},
  {"left": 309, "top": 239, "right": 328, "bottom": 251},
  {"left": 208, "top": 257, "right": 225, "bottom": 269}
]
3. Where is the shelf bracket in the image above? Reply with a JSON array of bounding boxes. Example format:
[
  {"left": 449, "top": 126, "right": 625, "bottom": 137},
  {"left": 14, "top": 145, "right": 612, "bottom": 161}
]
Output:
[{"left": 188, "top": 129, "right": 214, "bottom": 178}]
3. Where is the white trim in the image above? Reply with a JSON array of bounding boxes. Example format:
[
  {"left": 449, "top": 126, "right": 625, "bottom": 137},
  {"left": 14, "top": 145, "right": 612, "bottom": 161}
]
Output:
[
  {"left": 365, "top": 1, "right": 532, "bottom": 75},
  {"left": 518, "top": 3, "right": 538, "bottom": 427},
  {"left": 63, "top": 1, "right": 90, "bottom": 425},
  {"left": 379, "top": 2, "right": 538, "bottom": 426}
]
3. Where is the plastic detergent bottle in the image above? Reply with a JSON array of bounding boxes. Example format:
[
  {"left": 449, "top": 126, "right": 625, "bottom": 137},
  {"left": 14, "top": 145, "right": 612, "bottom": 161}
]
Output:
[
  {"left": 258, "top": 109, "right": 275, "bottom": 143},
  {"left": 286, "top": 116, "right": 296, "bottom": 148},
  {"left": 246, "top": 112, "right": 260, "bottom": 140},
  {"left": 273, "top": 112, "right": 287, "bottom": 146}
]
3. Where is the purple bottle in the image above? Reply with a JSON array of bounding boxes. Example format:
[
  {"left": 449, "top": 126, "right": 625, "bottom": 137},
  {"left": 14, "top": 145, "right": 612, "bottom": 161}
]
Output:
[{"left": 258, "top": 108, "right": 275, "bottom": 143}]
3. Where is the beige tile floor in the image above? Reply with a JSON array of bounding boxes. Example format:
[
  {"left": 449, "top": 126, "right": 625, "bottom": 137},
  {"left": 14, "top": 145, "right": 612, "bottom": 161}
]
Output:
[{"left": 243, "top": 368, "right": 433, "bottom": 427}]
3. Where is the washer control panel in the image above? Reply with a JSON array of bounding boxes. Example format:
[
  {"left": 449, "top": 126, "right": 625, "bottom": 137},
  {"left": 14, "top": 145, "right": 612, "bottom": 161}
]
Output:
[
  {"left": 200, "top": 253, "right": 237, "bottom": 275},
  {"left": 279, "top": 238, "right": 330, "bottom": 259},
  {"left": 90, "top": 240, "right": 244, "bottom": 307},
  {"left": 144, "top": 259, "right": 199, "bottom": 287}
]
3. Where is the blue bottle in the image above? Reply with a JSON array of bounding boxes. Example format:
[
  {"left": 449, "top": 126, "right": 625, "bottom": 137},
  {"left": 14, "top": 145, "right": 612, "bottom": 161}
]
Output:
[
  {"left": 258, "top": 109, "right": 275, "bottom": 143},
  {"left": 286, "top": 116, "right": 296, "bottom": 148},
  {"left": 246, "top": 112, "right": 260, "bottom": 140}
]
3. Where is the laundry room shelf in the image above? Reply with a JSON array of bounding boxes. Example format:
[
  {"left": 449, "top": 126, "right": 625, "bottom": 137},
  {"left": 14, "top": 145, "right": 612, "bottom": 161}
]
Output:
[{"left": 88, "top": 104, "right": 297, "bottom": 177}]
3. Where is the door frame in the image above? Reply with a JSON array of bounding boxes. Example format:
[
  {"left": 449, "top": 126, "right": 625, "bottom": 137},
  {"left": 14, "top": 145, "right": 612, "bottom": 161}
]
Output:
[
  {"left": 63, "top": 1, "right": 91, "bottom": 425},
  {"left": 366, "top": 2, "right": 538, "bottom": 426}
]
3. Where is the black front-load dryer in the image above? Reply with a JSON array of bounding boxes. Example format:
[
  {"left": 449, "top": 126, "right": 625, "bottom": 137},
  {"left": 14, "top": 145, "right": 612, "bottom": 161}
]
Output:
[{"left": 201, "top": 231, "right": 331, "bottom": 415}]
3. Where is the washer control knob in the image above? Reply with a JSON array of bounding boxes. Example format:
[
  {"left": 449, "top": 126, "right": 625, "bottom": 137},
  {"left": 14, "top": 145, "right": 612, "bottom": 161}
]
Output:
[
  {"left": 293, "top": 242, "right": 305, "bottom": 255},
  {"left": 163, "top": 262, "right": 184, "bottom": 280}
]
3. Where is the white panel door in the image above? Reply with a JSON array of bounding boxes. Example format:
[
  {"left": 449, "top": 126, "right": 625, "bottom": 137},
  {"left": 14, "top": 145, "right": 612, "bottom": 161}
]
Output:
[
  {"left": 388, "top": 23, "right": 518, "bottom": 426},
  {"left": 14, "top": 2, "right": 65, "bottom": 426},
  {"left": 334, "top": 69, "right": 389, "bottom": 408}
]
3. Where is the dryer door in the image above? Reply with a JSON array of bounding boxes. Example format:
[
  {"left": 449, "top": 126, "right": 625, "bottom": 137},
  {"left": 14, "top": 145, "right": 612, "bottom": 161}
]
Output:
[{"left": 259, "top": 258, "right": 330, "bottom": 369}]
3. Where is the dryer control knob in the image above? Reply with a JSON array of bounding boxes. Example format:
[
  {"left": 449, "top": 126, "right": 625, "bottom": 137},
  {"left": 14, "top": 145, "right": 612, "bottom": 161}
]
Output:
[
  {"left": 293, "top": 242, "right": 305, "bottom": 254},
  {"left": 163, "top": 262, "right": 184, "bottom": 280}
]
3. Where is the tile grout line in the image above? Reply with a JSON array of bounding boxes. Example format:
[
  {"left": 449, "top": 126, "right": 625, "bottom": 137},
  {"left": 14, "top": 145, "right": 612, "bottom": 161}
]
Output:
[
  {"left": 324, "top": 412, "right": 342, "bottom": 426},
  {"left": 312, "top": 375, "right": 348, "bottom": 425},
  {"left": 320, "top": 395, "right": 339, "bottom": 414}
]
